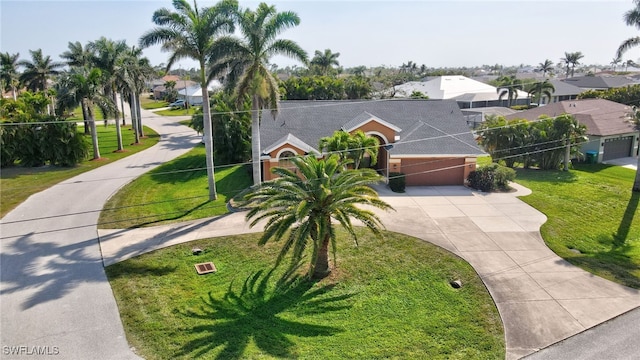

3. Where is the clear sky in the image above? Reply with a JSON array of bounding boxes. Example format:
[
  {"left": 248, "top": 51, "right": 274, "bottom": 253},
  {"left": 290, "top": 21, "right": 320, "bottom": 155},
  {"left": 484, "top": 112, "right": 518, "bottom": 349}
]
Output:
[{"left": 1, "top": 0, "right": 639, "bottom": 71}]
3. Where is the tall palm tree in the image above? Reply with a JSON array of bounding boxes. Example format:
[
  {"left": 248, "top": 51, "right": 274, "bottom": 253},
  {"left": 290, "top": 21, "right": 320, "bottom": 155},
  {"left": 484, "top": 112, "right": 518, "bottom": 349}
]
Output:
[
  {"left": 617, "top": 0, "right": 640, "bottom": 60},
  {"left": 19, "top": 49, "right": 63, "bottom": 114},
  {"left": 560, "top": 51, "right": 584, "bottom": 78},
  {"left": 526, "top": 80, "right": 555, "bottom": 106},
  {"left": 56, "top": 68, "right": 116, "bottom": 160},
  {"left": 61, "top": 41, "right": 94, "bottom": 134},
  {"left": 88, "top": 37, "right": 129, "bottom": 151},
  {"left": 208, "top": 2, "right": 308, "bottom": 185},
  {"left": 243, "top": 154, "right": 393, "bottom": 279},
  {"left": 0, "top": 52, "right": 20, "bottom": 100},
  {"left": 139, "top": 0, "right": 237, "bottom": 201},
  {"left": 116, "top": 46, "right": 154, "bottom": 144},
  {"left": 310, "top": 49, "right": 340, "bottom": 76},
  {"left": 496, "top": 75, "right": 523, "bottom": 107},
  {"left": 538, "top": 59, "right": 554, "bottom": 79}
]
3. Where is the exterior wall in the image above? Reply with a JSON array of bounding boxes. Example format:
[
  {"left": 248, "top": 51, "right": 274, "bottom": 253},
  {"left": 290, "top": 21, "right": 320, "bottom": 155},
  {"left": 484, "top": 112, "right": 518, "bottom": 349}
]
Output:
[
  {"left": 351, "top": 122, "right": 396, "bottom": 145},
  {"left": 262, "top": 144, "right": 307, "bottom": 181},
  {"left": 397, "top": 157, "right": 469, "bottom": 186},
  {"left": 581, "top": 132, "right": 639, "bottom": 162}
]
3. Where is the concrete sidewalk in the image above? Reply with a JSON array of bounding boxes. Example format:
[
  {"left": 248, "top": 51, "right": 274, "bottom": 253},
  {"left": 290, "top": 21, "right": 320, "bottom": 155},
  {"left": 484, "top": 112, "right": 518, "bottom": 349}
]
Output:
[
  {"left": 0, "top": 109, "right": 200, "bottom": 360},
  {"left": 97, "top": 183, "right": 640, "bottom": 359}
]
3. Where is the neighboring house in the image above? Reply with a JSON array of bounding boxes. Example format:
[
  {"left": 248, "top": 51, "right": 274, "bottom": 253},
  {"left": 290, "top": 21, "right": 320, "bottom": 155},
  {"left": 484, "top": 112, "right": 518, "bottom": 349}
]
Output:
[
  {"left": 259, "top": 99, "right": 485, "bottom": 186},
  {"left": 505, "top": 99, "right": 639, "bottom": 162},
  {"left": 461, "top": 106, "right": 518, "bottom": 129},
  {"left": 544, "top": 80, "right": 583, "bottom": 104},
  {"left": 176, "top": 80, "right": 222, "bottom": 105},
  {"left": 392, "top": 76, "right": 530, "bottom": 109},
  {"left": 561, "top": 75, "right": 639, "bottom": 91},
  {"left": 152, "top": 85, "right": 166, "bottom": 100}
]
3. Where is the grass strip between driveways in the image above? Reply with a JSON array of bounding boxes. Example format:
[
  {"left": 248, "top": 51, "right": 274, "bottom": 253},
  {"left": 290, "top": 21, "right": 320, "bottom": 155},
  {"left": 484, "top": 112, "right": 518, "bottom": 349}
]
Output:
[
  {"left": 0, "top": 125, "right": 159, "bottom": 218},
  {"left": 98, "top": 144, "right": 251, "bottom": 229},
  {"left": 515, "top": 164, "right": 640, "bottom": 288},
  {"left": 154, "top": 107, "right": 200, "bottom": 116},
  {"left": 106, "top": 228, "right": 505, "bottom": 360}
]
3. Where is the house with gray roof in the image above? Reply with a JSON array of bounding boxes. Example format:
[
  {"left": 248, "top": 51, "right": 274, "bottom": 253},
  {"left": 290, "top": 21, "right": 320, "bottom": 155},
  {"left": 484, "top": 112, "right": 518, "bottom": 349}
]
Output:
[
  {"left": 505, "top": 99, "right": 639, "bottom": 162},
  {"left": 258, "top": 99, "right": 485, "bottom": 186},
  {"left": 561, "top": 75, "right": 638, "bottom": 91},
  {"left": 544, "top": 80, "right": 583, "bottom": 104}
]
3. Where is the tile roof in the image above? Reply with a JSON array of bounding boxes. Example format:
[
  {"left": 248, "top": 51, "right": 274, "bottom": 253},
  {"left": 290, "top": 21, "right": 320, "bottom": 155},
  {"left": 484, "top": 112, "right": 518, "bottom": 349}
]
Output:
[
  {"left": 504, "top": 99, "right": 637, "bottom": 136},
  {"left": 561, "top": 75, "right": 638, "bottom": 89},
  {"left": 259, "top": 100, "right": 484, "bottom": 157}
]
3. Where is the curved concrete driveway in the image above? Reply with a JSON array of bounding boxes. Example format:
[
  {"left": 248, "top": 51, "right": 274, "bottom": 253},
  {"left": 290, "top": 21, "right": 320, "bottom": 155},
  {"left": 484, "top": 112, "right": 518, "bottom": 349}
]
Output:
[
  {"left": 0, "top": 110, "right": 199, "bottom": 360},
  {"left": 98, "top": 183, "right": 640, "bottom": 359}
]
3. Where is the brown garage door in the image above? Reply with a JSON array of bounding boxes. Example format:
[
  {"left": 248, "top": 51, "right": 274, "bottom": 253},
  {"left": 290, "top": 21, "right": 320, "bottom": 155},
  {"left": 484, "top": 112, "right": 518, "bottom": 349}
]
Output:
[
  {"left": 401, "top": 158, "right": 466, "bottom": 186},
  {"left": 603, "top": 136, "right": 633, "bottom": 161}
]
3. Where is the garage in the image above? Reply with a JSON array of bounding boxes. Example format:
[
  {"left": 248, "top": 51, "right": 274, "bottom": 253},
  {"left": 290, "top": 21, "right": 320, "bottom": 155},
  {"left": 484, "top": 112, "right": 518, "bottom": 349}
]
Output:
[{"left": 603, "top": 136, "right": 633, "bottom": 161}]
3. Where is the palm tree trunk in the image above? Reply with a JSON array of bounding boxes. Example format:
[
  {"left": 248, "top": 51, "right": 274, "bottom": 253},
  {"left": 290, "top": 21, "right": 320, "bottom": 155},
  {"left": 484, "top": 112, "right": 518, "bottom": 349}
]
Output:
[
  {"left": 113, "top": 90, "right": 123, "bottom": 151},
  {"left": 86, "top": 100, "right": 100, "bottom": 160},
  {"left": 129, "top": 93, "right": 139, "bottom": 144},
  {"left": 251, "top": 94, "right": 262, "bottom": 185},
  {"left": 119, "top": 93, "right": 126, "bottom": 126},
  {"left": 634, "top": 156, "right": 640, "bottom": 192},
  {"left": 313, "top": 232, "right": 331, "bottom": 279},
  {"left": 201, "top": 79, "right": 217, "bottom": 200},
  {"left": 82, "top": 103, "right": 90, "bottom": 135},
  {"left": 136, "top": 93, "right": 144, "bottom": 138}
]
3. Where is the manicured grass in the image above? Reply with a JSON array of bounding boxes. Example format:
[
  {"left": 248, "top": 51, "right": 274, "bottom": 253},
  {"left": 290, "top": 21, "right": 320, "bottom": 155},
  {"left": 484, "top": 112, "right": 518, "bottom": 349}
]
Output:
[
  {"left": 98, "top": 144, "right": 251, "bottom": 229},
  {"left": 66, "top": 105, "right": 105, "bottom": 121},
  {"left": 154, "top": 107, "right": 199, "bottom": 116},
  {"left": 515, "top": 164, "right": 640, "bottom": 288},
  {"left": 0, "top": 125, "right": 159, "bottom": 218},
  {"left": 140, "top": 95, "right": 169, "bottom": 110},
  {"left": 106, "top": 229, "right": 505, "bottom": 359}
]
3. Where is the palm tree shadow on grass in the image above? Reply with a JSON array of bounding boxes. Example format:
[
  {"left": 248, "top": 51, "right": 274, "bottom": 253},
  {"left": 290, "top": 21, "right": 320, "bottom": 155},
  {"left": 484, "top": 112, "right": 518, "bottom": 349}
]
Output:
[{"left": 176, "top": 266, "right": 354, "bottom": 359}]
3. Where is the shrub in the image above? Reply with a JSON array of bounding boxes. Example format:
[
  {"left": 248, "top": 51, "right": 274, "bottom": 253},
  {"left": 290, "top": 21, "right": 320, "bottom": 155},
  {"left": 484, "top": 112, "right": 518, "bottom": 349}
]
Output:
[
  {"left": 389, "top": 172, "right": 406, "bottom": 193},
  {"left": 467, "top": 163, "right": 516, "bottom": 192}
]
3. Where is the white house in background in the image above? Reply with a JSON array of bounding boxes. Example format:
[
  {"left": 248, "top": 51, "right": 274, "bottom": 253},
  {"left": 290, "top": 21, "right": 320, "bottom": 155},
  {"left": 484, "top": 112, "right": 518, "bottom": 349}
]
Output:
[
  {"left": 177, "top": 80, "right": 223, "bottom": 105},
  {"left": 392, "top": 75, "right": 530, "bottom": 109}
]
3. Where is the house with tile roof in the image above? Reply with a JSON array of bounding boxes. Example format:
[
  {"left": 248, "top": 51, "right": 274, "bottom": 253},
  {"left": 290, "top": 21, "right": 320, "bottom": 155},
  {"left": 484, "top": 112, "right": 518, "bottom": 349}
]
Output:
[
  {"left": 258, "top": 99, "right": 485, "bottom": 186},
  {"left": 391, "top": 76, "right": 530, "bottom": 109},
  {"left": 505, "top": 99, "right": 639, "bottom": 162}
]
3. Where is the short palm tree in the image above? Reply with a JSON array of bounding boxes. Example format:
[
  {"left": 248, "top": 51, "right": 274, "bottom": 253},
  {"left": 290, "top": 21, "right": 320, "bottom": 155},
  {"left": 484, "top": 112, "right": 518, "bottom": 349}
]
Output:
[
  {"left": 140, "top": 0, "right": 237, "bottom": 201},
  {"left": 617, "top": 0, "right": 640, "bottom": 60},
  {"left": 496, "top": 75, "right": 523, "bottom": 107},
  {"left": 310, "top": 49, "right": 340, "bottom": 76},
  {"left": 208, "top": 2, "right": 308, "bottom": 185},
  {"left": 1, "top": 52, "right": 21, "bottom": 100},
  {"left": 244, "top": 154, "right": 393, "bottom": 279},
  {"left": 611, "top": 56, "right": 622, "bottom": 72},
  {"left": 527, "top": 80, "right": 555, "bottom": 106}
]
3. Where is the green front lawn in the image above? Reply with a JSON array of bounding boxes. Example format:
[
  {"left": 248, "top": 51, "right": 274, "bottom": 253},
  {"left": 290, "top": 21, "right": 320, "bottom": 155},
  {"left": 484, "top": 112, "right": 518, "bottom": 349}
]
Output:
[
  {"left": 154, "top": 107, "right": 199, "bottom": 116},
  {"left": 515, "top": 164, "right": 640, "bottom": 288},
  {"left": 66, "top": 105, "right": 105, "bottom": 121},
  {"left": 0, "top": 125, "right": 159, "bottom": 218},
  {"left": 98, "top": 145, "right": 251, "bottom": 229},
  {"left": 140, "top": 95, "right": 169, "bottom": 110},
  {"left": 106, "top": 229, "right": 505, "bottom": 359}
]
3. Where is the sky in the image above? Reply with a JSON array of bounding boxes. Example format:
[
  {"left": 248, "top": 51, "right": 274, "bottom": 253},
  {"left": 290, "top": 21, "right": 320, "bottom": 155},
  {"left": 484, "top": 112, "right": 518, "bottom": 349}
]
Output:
[{"left": 2, "top": 0, "right": 640, "bottom": 71}]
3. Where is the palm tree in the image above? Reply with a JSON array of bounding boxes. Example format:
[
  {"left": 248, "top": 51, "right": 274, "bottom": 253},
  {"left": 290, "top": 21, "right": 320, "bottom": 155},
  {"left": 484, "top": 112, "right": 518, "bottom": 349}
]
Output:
[
  {"left": 527, "top": 80, "right": 555, "bottom": 106},
  {"left": 560, "top": 51, "right": 584, "bottom": 78},
  {"left": 61, "top": 41, "right": 94, "bottom": 134},
  {"left": 243, "top": 154, "right": 393, "bottom": 279},
  {"left": 617, "top": 0, "right": 640, "bottom": 60},
  {"left": 611, "top": 56, "right": 622, "bottom": 72},
  {"left": 496, "top": 75, "right": 523, "bottom": 107},
  {"left": 140, "top": 0, "right": 237, "bottom": 201},
  {"left": 348, "top": 130, "right": 379, "bottom": 169},
  {"left": 18, "top": 49, "right": 63, "bottom": 114},
  {"left": 310, "top": 49, "right": 340, "bottom": 76},
  {"left": 56, "top": 68, "right": 116, "bottom": 160},
  {"left": 116, "top": 46, "right": 154, "bottom": 144},
  {"left": 208, "top": 2, "right": 308, "bottom": 185},
  {"left": 538, "top": 59, "right": 554, "bottom": 79},
  {"left": 0, "top": 52, "right": 20, "bottom": 100},
  {"left": 88, "top": 37, "right": 129, "bottom": 151}
]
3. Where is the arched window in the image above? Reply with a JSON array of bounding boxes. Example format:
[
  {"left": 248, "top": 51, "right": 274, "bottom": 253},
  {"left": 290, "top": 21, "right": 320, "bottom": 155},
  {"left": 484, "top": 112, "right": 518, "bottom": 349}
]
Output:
[{"left": 278, "top": 150, "right": 297, "bottom": 171}]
